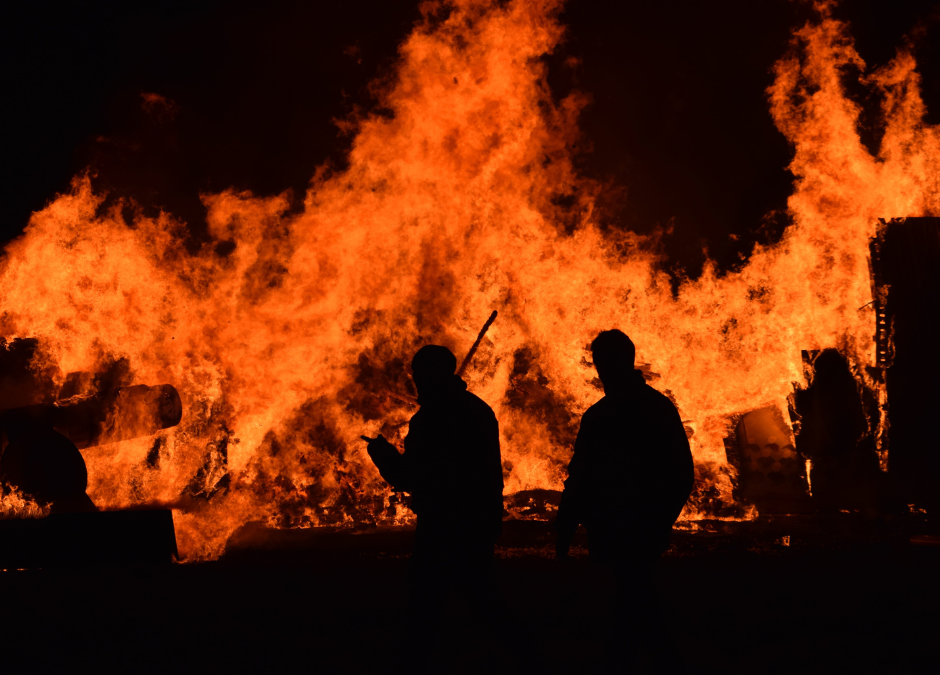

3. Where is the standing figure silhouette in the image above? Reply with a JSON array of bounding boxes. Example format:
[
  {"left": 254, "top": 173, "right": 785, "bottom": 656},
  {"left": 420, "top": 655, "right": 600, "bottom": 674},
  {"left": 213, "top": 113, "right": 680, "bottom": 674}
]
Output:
[
  {"left": 555, "top": 329, "right": 694, "bottom": 673},
  {"left": 363, "top": 344, "right": 504, "bottom": 672}
]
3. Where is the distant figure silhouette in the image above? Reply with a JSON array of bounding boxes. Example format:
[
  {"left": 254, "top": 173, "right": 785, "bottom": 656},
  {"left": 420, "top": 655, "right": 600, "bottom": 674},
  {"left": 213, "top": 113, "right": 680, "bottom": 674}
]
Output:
[
  {"left": 1, "top": 427, "right": 97, "bottom": 513},
  {"left": 364, "top": 345, "right": 503, "bottom": 670},
  {"left": 555, "top": 330, "right": 693, "bottom": 672},
  {"left": 793, "top": 348, "right": 884, "bottom": 512}
]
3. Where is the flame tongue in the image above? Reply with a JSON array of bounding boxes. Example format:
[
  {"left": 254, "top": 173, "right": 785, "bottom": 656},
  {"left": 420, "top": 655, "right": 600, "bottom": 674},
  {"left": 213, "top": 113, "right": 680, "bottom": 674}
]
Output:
[{"left": 1, "top": 0, "right": 938, "bottom": 558}]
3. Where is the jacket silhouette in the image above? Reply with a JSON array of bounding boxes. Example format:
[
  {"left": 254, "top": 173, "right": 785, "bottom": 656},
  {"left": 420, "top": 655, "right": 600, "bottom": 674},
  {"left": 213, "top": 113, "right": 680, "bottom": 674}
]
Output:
[
  {"left": 365, "top": 348, "right": 503, "bottom": 547},
  {"left": 555, "top": 333, "right": 693, "bottom": 561},
  {"left": 364, "top": 345, "right": 504, "bottom": 671},
  {"left": 554, "top": 330, "right": 694, "bottom": 673}
]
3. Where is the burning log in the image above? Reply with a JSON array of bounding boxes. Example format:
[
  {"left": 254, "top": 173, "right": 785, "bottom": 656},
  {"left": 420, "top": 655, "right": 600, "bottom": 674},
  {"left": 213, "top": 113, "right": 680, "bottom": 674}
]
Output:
[
  {"left": 0, "top": 338, "right": 183, "bottom": 450},
  {"left": 60, "top": 384, "right": 182, "bottom": 450},
  {"left": 1, "top": 384, "right": 183, "bottom": 450}
]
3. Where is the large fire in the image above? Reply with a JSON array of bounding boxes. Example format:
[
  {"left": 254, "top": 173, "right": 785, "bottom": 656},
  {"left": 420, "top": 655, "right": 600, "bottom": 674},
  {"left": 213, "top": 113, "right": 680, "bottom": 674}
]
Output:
[{"left": 1, "top": 0, "right": 938, "bottom": 559}]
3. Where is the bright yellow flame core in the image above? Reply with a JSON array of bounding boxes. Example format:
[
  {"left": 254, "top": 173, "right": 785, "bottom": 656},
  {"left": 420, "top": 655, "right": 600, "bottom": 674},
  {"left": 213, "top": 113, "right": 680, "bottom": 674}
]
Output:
[{"left": 1, "top": 1, "right": 938, "bottom": 558}]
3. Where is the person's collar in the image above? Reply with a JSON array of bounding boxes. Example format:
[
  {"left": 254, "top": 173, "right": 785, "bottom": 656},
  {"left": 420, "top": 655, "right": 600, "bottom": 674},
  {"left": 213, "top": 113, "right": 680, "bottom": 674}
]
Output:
[
  {"left": 417, "top": 375, "right": 468, "bottom": 406},
  {"left": 603, "top": 369, "right": 646, "bottom": 397}
]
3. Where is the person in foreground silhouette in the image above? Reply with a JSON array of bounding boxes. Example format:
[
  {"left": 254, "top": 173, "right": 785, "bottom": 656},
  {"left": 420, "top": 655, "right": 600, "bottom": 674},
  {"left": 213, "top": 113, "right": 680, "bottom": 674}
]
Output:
[
  {"left": 363, "top": 345, "right": 504, "bottom": 671},
  {"left": 555, "top": 329, "right": 694, "bottom": 673}
]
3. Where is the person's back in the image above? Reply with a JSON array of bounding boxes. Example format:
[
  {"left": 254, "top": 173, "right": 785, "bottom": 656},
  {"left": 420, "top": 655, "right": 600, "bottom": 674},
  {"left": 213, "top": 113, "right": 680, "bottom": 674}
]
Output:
[
  {"left": 402, "top": 379, "right": 503, "bottom": 546},
  {"left": 556, "top": 331, "right": 693, "bottom": 561},
  {"left": 363, "top": 344, "right": 504, "bottom": 671},
  {"left": 568, "top": 370, "right": 693, "bottom": 562},
  {"left": 555, "top": 329, "right": 693, "bottom": 673}
]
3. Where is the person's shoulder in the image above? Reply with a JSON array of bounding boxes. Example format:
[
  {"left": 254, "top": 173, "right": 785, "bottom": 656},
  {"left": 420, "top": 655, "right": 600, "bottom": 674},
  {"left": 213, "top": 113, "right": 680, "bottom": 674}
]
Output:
[
  {"left": 581, "top": 396, "right": 610, "bottom": 421},
  {"left": 638, "top": 383, "right": 680, "bottom": 415},
  {"left": 584, "top": 396, "right": 606, "bottom": 414},
  {"left": 461, "top": 389, "right": 497, "bottom": 419},
  {"left": 409, "top": 405, "right": 429, "bottom": 426}
]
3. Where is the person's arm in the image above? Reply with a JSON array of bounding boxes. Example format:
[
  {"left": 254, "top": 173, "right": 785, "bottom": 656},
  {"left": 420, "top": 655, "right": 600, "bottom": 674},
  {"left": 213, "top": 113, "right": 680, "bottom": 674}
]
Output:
[
  {"left": 659, "top": 402, "right": 695, "bottom": 525},
  {"left": 364, "top": 435, "right": 416, "bottom": 492},
  {"left": 487, "top": 413, "right": 505, "bottom": 539},
  {"left": 554, "top": 415, "right": 591, "bottom": 557}
]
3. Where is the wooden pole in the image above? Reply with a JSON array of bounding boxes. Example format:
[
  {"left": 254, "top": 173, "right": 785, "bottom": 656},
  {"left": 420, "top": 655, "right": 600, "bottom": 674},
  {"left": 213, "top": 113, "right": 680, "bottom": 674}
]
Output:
[{"left": 456, "top": 310, "right": 498, "bottom": 377}]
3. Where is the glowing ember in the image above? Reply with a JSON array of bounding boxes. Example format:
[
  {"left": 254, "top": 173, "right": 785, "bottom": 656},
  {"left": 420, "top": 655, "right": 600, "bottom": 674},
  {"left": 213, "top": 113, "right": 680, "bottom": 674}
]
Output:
[{"left": 1, "top": 0, "right": 938, "bottom": 559}]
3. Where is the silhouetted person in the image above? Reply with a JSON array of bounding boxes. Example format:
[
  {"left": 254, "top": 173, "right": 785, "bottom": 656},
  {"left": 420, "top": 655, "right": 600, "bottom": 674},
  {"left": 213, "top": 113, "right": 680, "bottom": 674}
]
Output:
[
  {"left": 793, "top": 349, "right": 884, "bottom": 512},
  {"left": 555, "top": 330, "right": 693, "bottom": 672},
  {"left": 364, "top": 345, "right": 503, "bottom": 671},
  {"left": 0, "top": 426, "right": 97, "bottom": 513}
]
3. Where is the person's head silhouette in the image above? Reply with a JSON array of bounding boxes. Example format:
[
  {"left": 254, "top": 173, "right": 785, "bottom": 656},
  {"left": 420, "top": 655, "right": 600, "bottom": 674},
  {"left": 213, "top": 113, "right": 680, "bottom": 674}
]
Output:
[
  {"left": 411, "top": 345, "right": 458, "bottom": 398},
  {"left": 591, "top": 329, "right": 637, "bottom": 392}
]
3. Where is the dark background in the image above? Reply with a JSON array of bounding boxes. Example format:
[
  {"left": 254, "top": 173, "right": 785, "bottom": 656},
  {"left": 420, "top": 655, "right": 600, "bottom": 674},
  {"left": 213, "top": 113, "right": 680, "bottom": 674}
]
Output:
[{"left": 2, "top": 0, "right": 940, "bottom": 277}]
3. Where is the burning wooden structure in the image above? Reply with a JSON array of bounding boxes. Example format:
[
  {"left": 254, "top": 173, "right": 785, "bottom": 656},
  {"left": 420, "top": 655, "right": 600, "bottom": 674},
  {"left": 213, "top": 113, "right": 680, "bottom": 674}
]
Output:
[
  {"left": 0, "top": 0, "right": 938, "bottom": 560},
  {"left": 870, "top": 217, "right": 940, "bottom": 513}
]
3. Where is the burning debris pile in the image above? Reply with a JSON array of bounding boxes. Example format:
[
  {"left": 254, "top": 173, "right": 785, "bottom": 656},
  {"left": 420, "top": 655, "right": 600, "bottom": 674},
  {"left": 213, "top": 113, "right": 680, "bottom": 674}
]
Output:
[
  {"left": 0, "top": 337, "right": 182, "bottom": 513},
  {"left": 1, "top": 0, "right": 939, "bottom": 559}
]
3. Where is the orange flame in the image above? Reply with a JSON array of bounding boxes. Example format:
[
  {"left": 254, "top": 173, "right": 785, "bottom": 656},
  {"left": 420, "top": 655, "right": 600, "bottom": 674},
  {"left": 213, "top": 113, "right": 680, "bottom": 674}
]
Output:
[{"left": 1, "top": 0, "right": 938, "bottom": 559}]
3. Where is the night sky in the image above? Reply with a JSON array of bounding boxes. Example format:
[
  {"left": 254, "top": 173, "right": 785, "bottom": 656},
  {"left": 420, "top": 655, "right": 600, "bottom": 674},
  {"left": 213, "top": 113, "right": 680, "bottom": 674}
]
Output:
[{"left": 3, "top": 0, "right": 939, "bottom": 277}]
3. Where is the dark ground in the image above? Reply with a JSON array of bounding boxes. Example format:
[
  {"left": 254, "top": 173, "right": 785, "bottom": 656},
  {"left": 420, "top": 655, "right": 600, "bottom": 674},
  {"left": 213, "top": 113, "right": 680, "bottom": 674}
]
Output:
[{"left": 0, "top": 515, "right": 937, "bottom": 675}]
